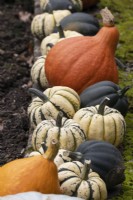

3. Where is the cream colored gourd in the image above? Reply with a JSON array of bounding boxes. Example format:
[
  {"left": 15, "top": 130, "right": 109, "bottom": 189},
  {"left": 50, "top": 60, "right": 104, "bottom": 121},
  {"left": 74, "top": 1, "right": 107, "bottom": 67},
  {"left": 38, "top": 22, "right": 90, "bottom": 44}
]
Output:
[
  {"left": 31, "top": 56, "right": 49, "bottom": 89},
  {"left": 58, "top": 160, "right": 107, "bottom": 200},
  {"left": 31, "top": 10, "right": 71, "bottom": 39},
  {"left": 73, "top": 97, "right": 126, "bottom": 146},
  {"left": 41, "top": 25, "right": 83, "bottom": 55},
  {"left": 28, "top": 87, "right": 80, "bottom": 128},
  {"left": 32, "top": 112, "right": 86, "bottom": 152}
]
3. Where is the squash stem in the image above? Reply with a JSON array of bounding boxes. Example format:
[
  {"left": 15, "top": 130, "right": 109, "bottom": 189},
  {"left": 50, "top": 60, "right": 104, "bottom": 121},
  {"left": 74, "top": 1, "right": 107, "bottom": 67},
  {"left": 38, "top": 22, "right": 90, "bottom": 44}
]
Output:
[
  {"left": 63, "top": 150, "right": 83, "bottom": 161},
  {"left": 81, "top": 160, "right": 91, "bottom": 180},
  {"left": 100, "top": 7, "right": 115, "bottom": 27},
  {"left": 57, "top": 24, "right": 65, "bottom": 38},
  {"left": 28, "top": 88, "right": 49, "bottom": 102},
  {"left": 43, "top": 139, "right": 59, "bottom": 160},
  {"left": 117, "top": 86, "right": 131, "bottom": 97},
  {"left": 98, "top": 97, "right": 110, "bottom": 115}
]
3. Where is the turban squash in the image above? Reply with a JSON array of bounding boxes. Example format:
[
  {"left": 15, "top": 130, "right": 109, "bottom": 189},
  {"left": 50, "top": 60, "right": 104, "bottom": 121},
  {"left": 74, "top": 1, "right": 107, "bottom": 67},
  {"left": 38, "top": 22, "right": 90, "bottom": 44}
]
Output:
[
  {"left": 58, "top": 160, "right": 107, "bottom": 199},
  {"left": 28, "top": 87, "right": 80, "bottom": 128},
  {"left": 45, "top": 7, "right": 119, "bottom": 94},
  {"left": 0, "top": 140, "right": 61, "bottom": 196},
  {"left": 80, "top": 81, "right": 130, "bottom": 117},
  {"left": 73, "top": 97, "right": 126, "bottom": 147}
]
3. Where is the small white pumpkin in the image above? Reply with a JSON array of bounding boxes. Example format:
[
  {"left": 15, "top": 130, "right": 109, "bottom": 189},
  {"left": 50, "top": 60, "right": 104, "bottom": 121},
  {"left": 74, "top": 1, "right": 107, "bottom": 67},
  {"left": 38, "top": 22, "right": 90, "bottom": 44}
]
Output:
[
  {"left": 28, "top": 86, "right": 80, "bottom": 128},
  {"left": 58, "top": 160, "right": 107, "bottom": 200},
  {"left": 40, "top": 25, "right": 83, "bottom": 55},
  {"left": 73, "top": 97, "right": 126, "bottom": 147},
  {"left": 31, "top": 55, "right": 49, "bottom": 89},
  {"left": 32, "top": 112, "right": 86, "bottom": 151},
  {"left": 31, "top": 10, "right": 71, "bottom": 39}
]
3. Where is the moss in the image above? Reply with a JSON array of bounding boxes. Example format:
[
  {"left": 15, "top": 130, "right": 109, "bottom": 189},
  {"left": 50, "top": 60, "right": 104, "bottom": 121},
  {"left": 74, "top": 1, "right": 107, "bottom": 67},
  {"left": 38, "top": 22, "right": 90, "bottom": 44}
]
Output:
[{"left": 98, "top": 0, "right": 133, "bottom": 199}]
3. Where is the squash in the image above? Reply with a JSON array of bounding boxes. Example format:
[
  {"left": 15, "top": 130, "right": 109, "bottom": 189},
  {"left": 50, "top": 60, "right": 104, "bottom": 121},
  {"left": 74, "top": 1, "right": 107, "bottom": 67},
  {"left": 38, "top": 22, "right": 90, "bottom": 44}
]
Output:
[
  {"left": 1, "top": 192, "right": 84, "bottom": 200},
  {"left": 40, "top": 0, "right": 82, "bottom": 12},
  {"left": 32, "top": 111, "right": 86, "bottom": 152},
  {"left": 31, "top": 10, "right": 71, "bottom": 40},
  {"left": 73, "top": 97, "right": 126, "bottom": 147},
  {"left": 0, "top": 139, "right": 61, "bottom": 196},
  {"left": 54, "top": 140, "right": 125, "bottom": 189},
  {"left": 45, "top": 7, "right": 119, "bottom": 94},
  {"left": 81, "top": 0, "right": 100, "bottom": 10},
  {"left": 28, "top": 87, "right": 80, "bottom": 128},
  {"left": 40, "top": 25, "right": 83, "bottom": 55},
  {"left": 58, "top": 160, "right": 107, "bottom": 200},
  {"left": 31, "top": 55, "right": 49, "bottom": 90},
  {"left": 54, "top": 12, "right": 100, "bottom": 36},
  {"left": 80, "top": 81, "right": 130, "bottom": 117}
]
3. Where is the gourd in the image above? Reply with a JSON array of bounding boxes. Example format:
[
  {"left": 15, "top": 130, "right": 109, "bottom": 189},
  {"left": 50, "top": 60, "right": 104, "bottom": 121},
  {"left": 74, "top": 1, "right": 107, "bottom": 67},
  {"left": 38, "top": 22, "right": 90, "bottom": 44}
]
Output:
[
  {"left": 1, "top": 192, "right": 84, "bottom": 200},
  {"left": 41, "top": 25, "right": 83, "bottom": 55},
  {"left": 0, "top": 139, "right": 61, "bottom": 196},
  {"left": 45, "top": 7, "right": 119, "bottom": 94},
  {"left": 58, "top": 160, "right": 107, "bottom": 200},
  {"left": 80, "top": 81, "right": 130, "bottom": 117},
  {"left": 31, "top": 55, "right": 49, "bottom": 90},
  {"left": 73, "top": 97, "right": 126, "bottom": 147},
  {"left": 81, "top": 0, "right": 100, "bottom": 10},
  {"left": 32, "top": 112, "right": 86, "bottom": 152},
  {"left": 27, "top": 87, "right": 80, "bottom": 128},
  {"left": 40, "top": 0, "right": 82, "bottom": 12},
  {"left": 54, "top": 12, "right": 100, "bottom": 36},
  {"left": 31, "top": 10, "right": 71, "bottom": 40}
]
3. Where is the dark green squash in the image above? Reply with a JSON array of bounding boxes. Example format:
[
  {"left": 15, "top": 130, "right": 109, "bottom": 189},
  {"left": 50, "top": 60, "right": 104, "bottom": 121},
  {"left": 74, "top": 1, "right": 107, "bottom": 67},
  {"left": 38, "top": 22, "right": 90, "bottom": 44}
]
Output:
[
  {"left": 40, "top": 0, "right": 82, "bottom": 12},
  {"left": 80, "top": 81, "right": 130, "bottom": 116},
  {"left": 74, "top": 140, "right": 125, "bottom": 189},
  {"left": 54, "top": 12, "right": 100, "bottom": 36}
]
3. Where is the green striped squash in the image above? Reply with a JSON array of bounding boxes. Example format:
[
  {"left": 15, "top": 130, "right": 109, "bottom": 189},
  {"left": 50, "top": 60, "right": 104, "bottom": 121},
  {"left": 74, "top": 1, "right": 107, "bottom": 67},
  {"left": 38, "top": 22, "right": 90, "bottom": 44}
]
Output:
[
  {"left": 58, "top": 160, "right": 107, "bottom": 200},
  {"left": 32, "top": 114, "right": 86, "bottom": 151}
]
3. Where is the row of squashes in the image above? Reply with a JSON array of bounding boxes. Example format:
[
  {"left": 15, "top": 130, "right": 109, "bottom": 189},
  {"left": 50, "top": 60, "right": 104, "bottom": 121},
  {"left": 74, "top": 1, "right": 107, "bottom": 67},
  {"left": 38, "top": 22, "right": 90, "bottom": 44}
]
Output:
[{"left": 0, "top": 0, "right": 130, "bottom": 200}]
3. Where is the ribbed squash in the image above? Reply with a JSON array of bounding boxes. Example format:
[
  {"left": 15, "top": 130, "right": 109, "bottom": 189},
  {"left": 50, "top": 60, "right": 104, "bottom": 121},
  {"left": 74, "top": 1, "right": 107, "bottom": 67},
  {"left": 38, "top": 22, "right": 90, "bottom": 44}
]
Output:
[
  {"left": 31, "top": 56, "right": 49, "bottom": 90},
  {"left": 40, "top": 0, "right": 82, "bottom": 12},
  {"left": 73, "top": 97, "right": 126, "bottom": 147},
  {"left": 80, "top": 81, "right": 130, "bottom": 117},
  {"left": 32, "top": 112, "right": 86, "bottom": 152},
  {"left": 45, "top": 7, "right": 119, "bottom": 94},
  {"left": 0, "top": 140, "right": 61, "bottom": 196},
  {"left": 58, "top": 160, "right": 107, "bottom": 200},
  {"left": 28, "top": 87, "right": 80, "bottom": 128}
]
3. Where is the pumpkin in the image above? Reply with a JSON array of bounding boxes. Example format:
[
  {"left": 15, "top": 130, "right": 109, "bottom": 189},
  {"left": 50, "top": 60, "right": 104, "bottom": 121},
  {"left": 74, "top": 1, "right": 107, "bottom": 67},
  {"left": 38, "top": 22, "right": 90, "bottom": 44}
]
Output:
[
  {"left": 81, "top": 0, "right": 100, "bottom": 10},
  {"left": 32, "top": 111, "right": 86, "bottom": 152},
  {"left": 1, "top": 192, "right": 84, "bottom": 200},
  {"left": 40, "top": 25, "right": 83, "bottom": 55},
  {"left": 27, "top": 86, "right": 80, "bottom": 128},
  {"left": 31, "top": 55, "right": 49, "bottom": 90},
  {"left": 45, "top": 7, "right": 119, "bottom": 94},
  {"left": 60, "top": 140, "right": 125, "bottom": 189},
  {"left": 31, "top": 10, "right": 71, "bottom": 40},
  {"left": 0, "top": 139, "right": 61, "bottom": 196},
  {"left": 73, "top": 97, "right": 126, "bottom": 147},
  {"left": 54, "top": 12, "right": 100, "bottom": 36},
  {"left": 58, "top": 160, "right": 107, "bottom": 200},
  {"left": 80, "top": 81, "right": 130, "bottom": 117},
  {"left": 40, "top": 0, "right": 82, "bottom": 12}
]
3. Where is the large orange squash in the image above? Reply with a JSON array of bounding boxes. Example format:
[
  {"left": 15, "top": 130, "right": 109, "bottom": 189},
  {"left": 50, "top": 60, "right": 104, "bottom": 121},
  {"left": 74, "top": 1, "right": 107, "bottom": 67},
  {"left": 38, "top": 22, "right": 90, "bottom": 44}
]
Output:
[{"left": 45, "top": 7, "right": 119, "bottom": 94}]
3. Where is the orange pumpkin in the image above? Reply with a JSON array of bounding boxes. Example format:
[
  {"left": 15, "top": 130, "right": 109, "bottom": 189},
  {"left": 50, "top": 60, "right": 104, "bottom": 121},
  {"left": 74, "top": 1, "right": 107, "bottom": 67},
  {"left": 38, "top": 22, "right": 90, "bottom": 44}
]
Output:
[
  {"left": 81, "top": 0, "right": 100, "bottom": 9},
  {"left": 0, "top": 139, "right": 61, "bottom": 196},
  {"left": 45, "top": 7, "right": 119, "bottom": 94}
]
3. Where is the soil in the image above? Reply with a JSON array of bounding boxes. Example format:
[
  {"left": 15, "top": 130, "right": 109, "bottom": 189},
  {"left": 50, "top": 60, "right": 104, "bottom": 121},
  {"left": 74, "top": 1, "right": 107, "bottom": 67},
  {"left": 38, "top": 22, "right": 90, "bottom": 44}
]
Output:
[{"left": 0, "top": 0, "right": 34, "bottom": 166}]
